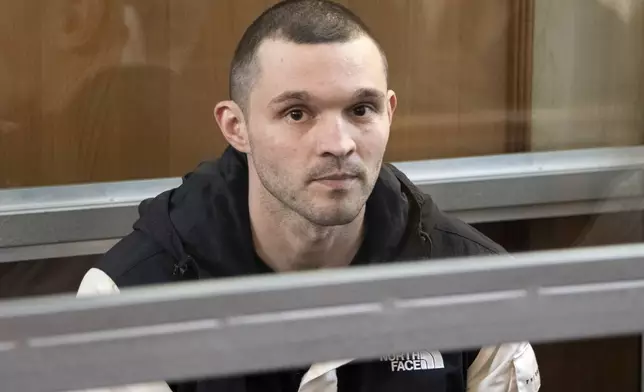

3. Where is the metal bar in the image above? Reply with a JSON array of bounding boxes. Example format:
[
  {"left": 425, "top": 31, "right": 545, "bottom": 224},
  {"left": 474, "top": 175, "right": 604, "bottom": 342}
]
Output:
[
  {"left": 1, "top": 146, "right": 644, "bottom": 260},
  {"left": 0, "top": 178, "right": 180, "bottom": 248},
  {"left": 2, "top": 243, "right": 644, "bottom": 391},
  {"left": 0, "top": 239, "right": 119, "bottom": 263}
]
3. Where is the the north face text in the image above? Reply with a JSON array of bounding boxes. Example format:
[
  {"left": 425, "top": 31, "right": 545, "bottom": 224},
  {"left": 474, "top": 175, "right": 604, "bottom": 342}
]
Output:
[{"left": 380, "top": 351, "right": 445, "bottom": 372}]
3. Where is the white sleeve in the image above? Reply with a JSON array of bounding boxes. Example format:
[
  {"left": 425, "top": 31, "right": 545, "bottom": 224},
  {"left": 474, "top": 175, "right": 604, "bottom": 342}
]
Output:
[
  {"left": 77, "top": 268, "right": 121, "bottom": 296},
  {"left": 70, "top": 268, "right": 173, "bottom": 392},
  {"left": 467, "top": 342, "right": 541, "bottom": 392}
]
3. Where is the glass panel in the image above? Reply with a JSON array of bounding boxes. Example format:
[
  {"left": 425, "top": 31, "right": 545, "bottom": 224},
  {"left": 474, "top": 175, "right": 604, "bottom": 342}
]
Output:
[
  {"left": 1, "top": 2, "right": 643, "bottom": 392},
  {"left": 1, "top": 0, "right": 641, "bottom": 188},
  {"left": 532, "top": 0, "right": 644, "bottom": 151}
]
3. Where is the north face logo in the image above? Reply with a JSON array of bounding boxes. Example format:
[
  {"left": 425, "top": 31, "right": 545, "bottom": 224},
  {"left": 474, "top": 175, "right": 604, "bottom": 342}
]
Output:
[{"left": 380, "top": 351, "right": 445, "bottom": 372}]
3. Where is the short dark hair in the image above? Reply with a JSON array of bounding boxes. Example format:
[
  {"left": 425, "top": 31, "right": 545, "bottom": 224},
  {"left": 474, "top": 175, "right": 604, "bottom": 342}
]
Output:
[{"left": 229, "top": 0, "right": 387, "bottom": 111}]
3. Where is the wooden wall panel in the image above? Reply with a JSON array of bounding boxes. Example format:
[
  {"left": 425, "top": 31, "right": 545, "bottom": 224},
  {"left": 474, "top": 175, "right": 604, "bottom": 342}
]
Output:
[
  {"left": 0, "top": 0, "right": 529, "bottom": 187},
  {"left": 507, "top": 0, "right": 534, "bottom": 152},
  {"left": 349, "top": 0, "right": 515, "bottom": 161}
]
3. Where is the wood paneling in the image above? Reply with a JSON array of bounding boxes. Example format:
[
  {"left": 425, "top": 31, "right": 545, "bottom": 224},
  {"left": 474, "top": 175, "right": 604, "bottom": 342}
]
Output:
[
  {"left": 343, "top": 0, "right": 531, "bottom": 160},
  {"left": 506, "top": 0, "right": 534, "bottom": 152},
  {"left": 0, "top": 0, "right": 531, "bottom": 187}
]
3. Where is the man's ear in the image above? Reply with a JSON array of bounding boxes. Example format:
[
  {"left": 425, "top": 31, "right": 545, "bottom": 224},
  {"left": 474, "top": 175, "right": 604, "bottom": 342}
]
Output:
[
  {"left": 214, "top": 100, "right": 250, "bottom": 153},
  {"left": 386, "top": 89, "right": 398, "bottom": 124},
  {"left": 49, "top": 0, "right": 107, "bottom": 51}
]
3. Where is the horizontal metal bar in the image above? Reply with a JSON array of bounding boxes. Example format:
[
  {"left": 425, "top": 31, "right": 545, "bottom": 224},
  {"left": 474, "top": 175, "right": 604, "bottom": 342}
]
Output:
[
  {"left": 0, "top": 239, "right": 119, "bottom": 263},
  {"left": 0, "top": 178, "right": 180, "bottom": 249},
  {"left": 397, "top": 146, "right": 644, "bottom": 221},
  {"left": 2, "top": 243, "right": 644, "bottom": 391},
  {"left": 1, "top": 146, "right": 644, "bottom": 260}
]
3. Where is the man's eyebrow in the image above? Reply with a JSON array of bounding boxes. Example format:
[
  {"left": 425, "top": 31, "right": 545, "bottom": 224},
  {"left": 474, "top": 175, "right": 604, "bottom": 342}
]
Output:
[
  {"left": 268, "top": 88, "right": 385, "bottom": 106},
  {"left": 269, "top": 91, "right": 311, "bottom": 106},
  {"left": 353, "top": 88, "right": 386, "bottom": 100}
]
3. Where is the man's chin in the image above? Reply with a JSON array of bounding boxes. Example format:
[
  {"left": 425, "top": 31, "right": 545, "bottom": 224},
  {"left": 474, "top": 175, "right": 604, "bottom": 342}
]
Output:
[{"left": 304, "top": 206, "right": 364, "bottom": 227}]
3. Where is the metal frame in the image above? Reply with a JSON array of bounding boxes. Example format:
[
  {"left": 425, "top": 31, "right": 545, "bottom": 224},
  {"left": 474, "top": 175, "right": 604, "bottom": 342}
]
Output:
[
  {"left": 2, "top": 146, "right": 644, "bottom": 262},
  {"left": 2, "top": 243, "right": 644, "bottom": 391}
]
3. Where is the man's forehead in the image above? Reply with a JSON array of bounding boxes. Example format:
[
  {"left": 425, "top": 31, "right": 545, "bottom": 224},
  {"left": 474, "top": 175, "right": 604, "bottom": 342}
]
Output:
[{"left": 252, "top": 36, "right": 388, "bottom": 101}]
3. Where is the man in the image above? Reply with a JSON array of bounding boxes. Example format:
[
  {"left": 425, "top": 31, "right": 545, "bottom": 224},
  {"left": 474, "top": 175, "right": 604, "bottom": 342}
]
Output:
[{"left": 77, "top": 1, "right": 541, "bottom": 391}]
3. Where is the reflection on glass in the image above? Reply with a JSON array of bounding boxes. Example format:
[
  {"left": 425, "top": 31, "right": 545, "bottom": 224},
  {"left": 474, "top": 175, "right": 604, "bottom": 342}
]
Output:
[
  {"left": 0, "top": 0, "right": 222, "bottom": 187},
  {"left": 532, "top": 0, "right": 644, "bottom": 151}
]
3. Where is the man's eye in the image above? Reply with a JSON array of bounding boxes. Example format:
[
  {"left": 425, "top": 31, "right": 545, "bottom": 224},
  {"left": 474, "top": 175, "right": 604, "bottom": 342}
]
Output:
[
  {"left": 352, "top": 105, "right": 372, "bottom": 117},
  {"left": 287, "top": 109, "right": 305, "bottom": 122}
]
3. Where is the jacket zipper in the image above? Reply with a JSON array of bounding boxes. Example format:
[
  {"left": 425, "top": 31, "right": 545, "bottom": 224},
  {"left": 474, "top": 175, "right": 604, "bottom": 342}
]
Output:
[{"left": 173, "top": 255, "right": 195, "bottom": 277}]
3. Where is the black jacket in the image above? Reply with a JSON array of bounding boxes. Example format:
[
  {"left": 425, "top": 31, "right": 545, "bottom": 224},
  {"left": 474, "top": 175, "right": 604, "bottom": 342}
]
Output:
[{"left": 94, "top": 146, "right": 508, "bottom": 392}]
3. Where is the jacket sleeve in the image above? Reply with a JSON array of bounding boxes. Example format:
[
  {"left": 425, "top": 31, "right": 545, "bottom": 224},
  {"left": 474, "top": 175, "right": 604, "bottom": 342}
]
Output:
[
  {"left": 71, "top": 268, "right": 174, "bottom": 392},
  {"left": 467, "top": 342, "right": 540, "bottom": 392}
]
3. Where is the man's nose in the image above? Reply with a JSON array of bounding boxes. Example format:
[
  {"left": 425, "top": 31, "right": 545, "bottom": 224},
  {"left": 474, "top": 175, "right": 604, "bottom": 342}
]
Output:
[{"left": 314, "top": 116, "right": 357, "bottom": 158}]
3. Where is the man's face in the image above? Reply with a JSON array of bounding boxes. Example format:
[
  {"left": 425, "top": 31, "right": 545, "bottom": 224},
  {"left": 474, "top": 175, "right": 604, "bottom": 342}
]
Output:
[{"left": 246, "top": 36, "right": 396, "bottom": 226}]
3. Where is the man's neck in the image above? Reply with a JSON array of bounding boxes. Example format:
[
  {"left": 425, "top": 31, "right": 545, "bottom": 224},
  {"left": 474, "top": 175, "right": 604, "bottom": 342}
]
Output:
[{"left": 249, "top": 193, "right": 365, "bottom": 273}]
